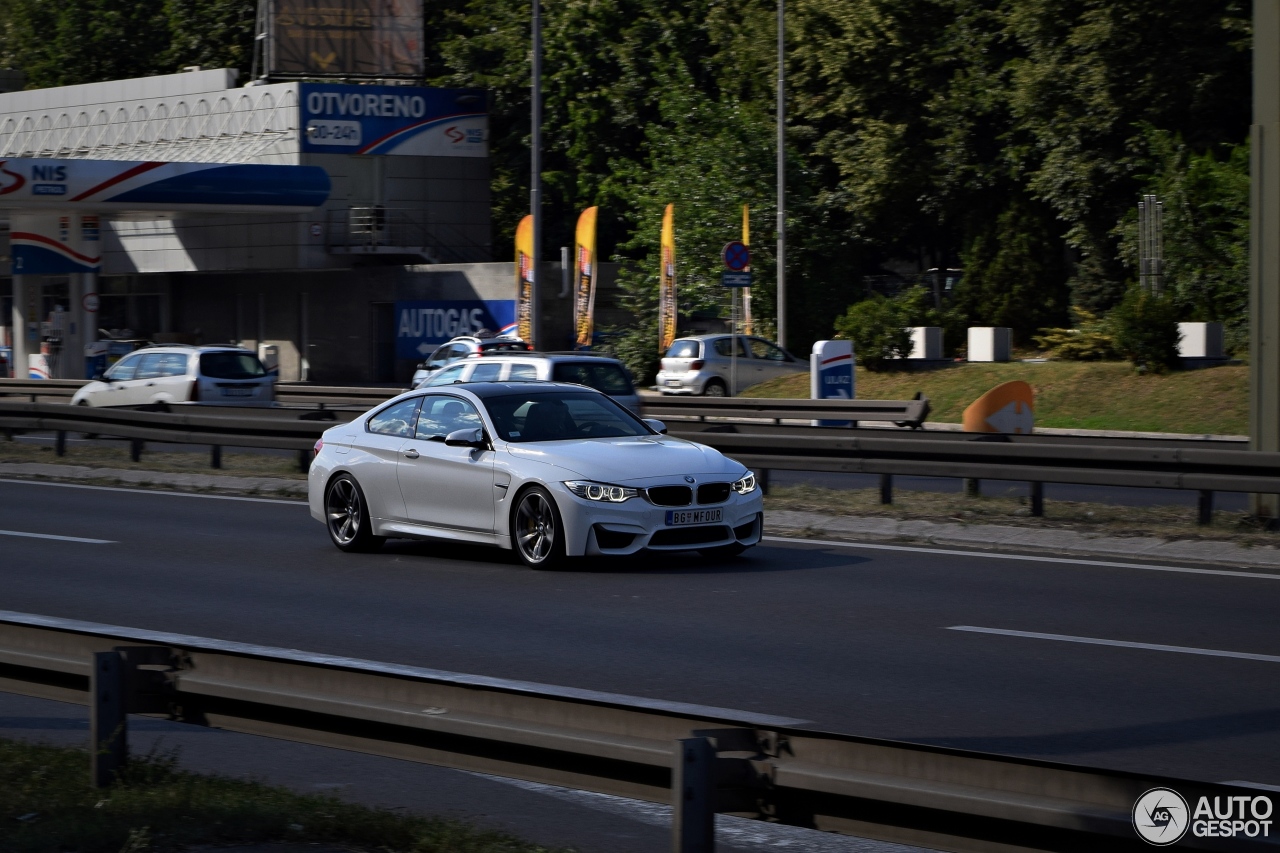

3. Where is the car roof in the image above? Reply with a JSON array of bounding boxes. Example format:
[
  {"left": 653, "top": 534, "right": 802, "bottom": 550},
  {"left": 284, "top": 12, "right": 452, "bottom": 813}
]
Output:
[
  {"left": 443, "top": 381, "right": 604, "bottom": 399},
  {"left": 463, "top": 351, "right": 625, "bottom": 363}
]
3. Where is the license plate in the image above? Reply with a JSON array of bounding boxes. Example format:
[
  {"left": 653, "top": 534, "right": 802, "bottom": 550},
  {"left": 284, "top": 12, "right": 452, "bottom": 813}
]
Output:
[
  {"left": 665, "top": 508, "right": 723, "bottom": 526},
  {"left": 665, "top": 379, "right": 681, "bottom": 386},
  {"left": 221, "top": 387, "right": 254, "bottom": 397}
]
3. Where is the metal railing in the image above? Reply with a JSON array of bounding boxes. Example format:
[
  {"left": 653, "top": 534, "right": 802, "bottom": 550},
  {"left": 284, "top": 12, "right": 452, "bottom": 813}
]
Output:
[{"left": 0, "top": 609, "right": 1269, "bottom": 852}]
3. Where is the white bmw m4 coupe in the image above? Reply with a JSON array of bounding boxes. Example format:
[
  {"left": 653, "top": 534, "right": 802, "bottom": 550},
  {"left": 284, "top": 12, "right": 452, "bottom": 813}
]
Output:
[{"left": 308, "top": 382, "right": 764, "bottom": 568}]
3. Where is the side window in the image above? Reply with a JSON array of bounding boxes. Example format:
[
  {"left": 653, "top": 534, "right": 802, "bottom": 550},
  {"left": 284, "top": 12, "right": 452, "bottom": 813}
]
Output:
[
  {"left": 415, "top": 395, "right": 482, "bottom": 440},
  {"left": 106, "top": 354, "right": 141, "bottom": 381},
  {"left": 748, "top": 338, "right": 790, "bottom": 361},
  {"left": 508, "top": 363, "right": 538, "bottom": 380},
  {"left": 158, "top": 353, "right": 190, "bottom": 376},
  {"left": 470, "top": 362, "right": 503, "bottom": 382},
  {"left": 713, "top": 338, "right": 747, "bottom": 358},
  {"left": 449, "top": 343, "right": 472, "bottom": 360},
  {"left": 426, "top": 364, "right": 468, "bottom": 386},
  {"left": 367, "top": 398, "right": 422, "bottom": 438},
  {"left": 134, "top": 354, "right": 165, "bottom": 380}
]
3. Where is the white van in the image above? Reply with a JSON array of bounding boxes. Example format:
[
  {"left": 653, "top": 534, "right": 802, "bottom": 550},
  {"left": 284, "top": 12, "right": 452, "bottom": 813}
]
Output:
[{"left": 71, "top": 345, "right": 275, "bottom": 407}]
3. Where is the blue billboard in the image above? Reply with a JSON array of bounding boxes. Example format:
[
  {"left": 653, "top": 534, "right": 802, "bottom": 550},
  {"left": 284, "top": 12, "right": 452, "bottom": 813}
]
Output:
[
  {"left": 395, "top": 300, "right": 516, "bottom": 359},
  {"left": 300, "top": 84, "right": 487, "bottom": 157}
]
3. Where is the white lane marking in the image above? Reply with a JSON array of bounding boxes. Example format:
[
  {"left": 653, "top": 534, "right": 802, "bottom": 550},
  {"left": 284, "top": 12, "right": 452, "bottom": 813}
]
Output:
[
  {"left": 1225, "top": 781, "right": 1280, "bottom": 793},
  {"left": 0, "top": 529, "right": 115, "bottom": 544},
  {"left": 948, "top": 626, "right": 1280, "bottom": 664},
  {"left": 469, "top": 772, "right": 934, "bottom": 853},
  {"left": 762, "top": 535, "right": 1280, "bottom": 581},
  {"left": 0, "top": 478, "right": 305, "bottom": 505}
]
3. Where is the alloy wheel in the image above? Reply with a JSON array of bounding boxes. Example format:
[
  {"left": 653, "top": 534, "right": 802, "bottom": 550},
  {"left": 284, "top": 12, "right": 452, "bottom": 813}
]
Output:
[
  {"left": 515, "top": 491, "right": 556, "bottom": 564},
  {"left": 326, "top": 477, "right": 362, "bottom": 546}
]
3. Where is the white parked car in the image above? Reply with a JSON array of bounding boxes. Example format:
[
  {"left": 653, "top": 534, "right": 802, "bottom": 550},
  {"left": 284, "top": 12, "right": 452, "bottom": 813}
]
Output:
[
  {"left": 308, "top": 382, "right": 763, "bottom": 567},
  {"left": 656, "top": 334, "right": 805, "bottom": 396},
  {"left": 419, "top": 352, "right": 641, "bottom": 414},
  {"left": 70, "top": 345, "right": 275, "bottom": 407},
  {"left": 410, "top": 335, "right": 533, "bottom": 388}
]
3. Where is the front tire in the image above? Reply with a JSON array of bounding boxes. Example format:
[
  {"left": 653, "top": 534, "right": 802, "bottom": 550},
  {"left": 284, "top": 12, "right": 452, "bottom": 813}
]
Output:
[
  {"left": 702, "top": 378, "right": 728, "bottom": 397},
  {"left": 511, "top": 486, "right": 566, "bottom": 569},
  {"left": 324, "top": 473, "right": 384, "bottom": 553}
]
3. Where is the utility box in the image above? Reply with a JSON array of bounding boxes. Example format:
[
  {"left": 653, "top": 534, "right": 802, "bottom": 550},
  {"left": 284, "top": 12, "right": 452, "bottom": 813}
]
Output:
[
  {"left": 908, "top": 327, "right": 944, "bottom": 360},
  {"left": 967, "top": 327, "right": 1012, "bottom": 362},
  {"left": 258, "top": 343, "right": 280, "bottom": 378},
  {"left": 1177, "top": 322, "right": 1224, "bottom": 359}
]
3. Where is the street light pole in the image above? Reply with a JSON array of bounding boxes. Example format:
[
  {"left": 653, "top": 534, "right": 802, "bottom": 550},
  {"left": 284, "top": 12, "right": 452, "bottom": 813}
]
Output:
[
  {"left": 776, "top": 0, "right": 786, "bottom": 349},
  {"left": 530, "top": 0, "right": 543, "bottom": 350}
]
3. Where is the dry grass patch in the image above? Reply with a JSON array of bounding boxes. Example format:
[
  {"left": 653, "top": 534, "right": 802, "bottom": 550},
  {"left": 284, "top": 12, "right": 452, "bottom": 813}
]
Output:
[{"left": 0, "top": 437, "right": 306, "bottom": 479}]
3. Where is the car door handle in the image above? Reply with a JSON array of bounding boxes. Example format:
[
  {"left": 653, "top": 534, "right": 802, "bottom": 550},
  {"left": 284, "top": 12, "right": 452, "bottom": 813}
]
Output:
[{"left": 403, "top": 449, "right": 419, "bottom": 459}]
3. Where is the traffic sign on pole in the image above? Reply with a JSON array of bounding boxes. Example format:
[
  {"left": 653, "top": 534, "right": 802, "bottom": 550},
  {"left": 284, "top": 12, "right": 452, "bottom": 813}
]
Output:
[
  {"left": 721, "top": 241, "right": 750, "bottom": 271},
  {"left": 721, "top": 271, "right": 752, "bottom": 287}
]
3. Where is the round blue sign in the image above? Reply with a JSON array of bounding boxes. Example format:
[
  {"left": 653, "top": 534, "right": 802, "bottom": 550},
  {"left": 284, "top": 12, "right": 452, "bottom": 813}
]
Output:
[{"left": 722, "top": 241, "right": 750, "bottom": 271}]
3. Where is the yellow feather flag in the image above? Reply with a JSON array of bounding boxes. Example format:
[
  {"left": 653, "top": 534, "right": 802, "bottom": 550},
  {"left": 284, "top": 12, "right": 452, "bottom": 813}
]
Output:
[
  {"left": 658, "top": 204, "right": 677, "bottom": 352},
  {"left": 742, "top": 204, "right": 753, "bottom": 335},
  {"left": 573, "top": 206, "right": 599, "bottom": 349},
  {"left": 514, "top": 215, "right": 534, "bottom": 343}
]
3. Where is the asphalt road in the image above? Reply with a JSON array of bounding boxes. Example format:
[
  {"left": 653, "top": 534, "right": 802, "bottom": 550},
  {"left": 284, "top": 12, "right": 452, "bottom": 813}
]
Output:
[{"left": 2, "top": 478, "right": 1279, "bottom": 848}]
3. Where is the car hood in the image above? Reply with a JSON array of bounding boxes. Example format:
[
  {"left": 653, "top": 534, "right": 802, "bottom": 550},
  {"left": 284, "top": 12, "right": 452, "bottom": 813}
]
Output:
[{"left": 504, "top": 435, "right": 745, "bottom": 484}]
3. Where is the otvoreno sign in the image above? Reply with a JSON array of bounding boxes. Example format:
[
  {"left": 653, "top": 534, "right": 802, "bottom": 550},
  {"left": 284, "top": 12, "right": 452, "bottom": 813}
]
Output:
[
  {"left": 395, "top": 300, "right": 516, "bottom": 359},
  {"left": 301, "top": 84, "right": 486, "bottom": 157}
]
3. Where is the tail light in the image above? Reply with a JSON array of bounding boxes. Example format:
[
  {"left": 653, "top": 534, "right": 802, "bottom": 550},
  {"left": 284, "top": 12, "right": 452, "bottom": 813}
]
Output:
[
  {"left": 314, "top": 438, "right": 324, "bottom": 453},
  {"left": 190, "top": 379, "right": 200, "bottom": 402},
  {"left": 690, "top": 360, "right": 705, "bottom": 370}
]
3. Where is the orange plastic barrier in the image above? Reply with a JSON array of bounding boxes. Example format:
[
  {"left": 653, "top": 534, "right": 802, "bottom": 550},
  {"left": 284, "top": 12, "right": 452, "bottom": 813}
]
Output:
[{"left": 962, "top": 380, "right": 1034, "bottom": 434}]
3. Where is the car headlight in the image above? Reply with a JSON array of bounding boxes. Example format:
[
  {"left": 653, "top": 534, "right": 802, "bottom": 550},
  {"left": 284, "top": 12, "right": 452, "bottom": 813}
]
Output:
[
  {"left": 564, "top": 480, "right": 640, "bottom": 502},
  {"left": 732, "top": 472, "right": 757, "bottom": 495}
]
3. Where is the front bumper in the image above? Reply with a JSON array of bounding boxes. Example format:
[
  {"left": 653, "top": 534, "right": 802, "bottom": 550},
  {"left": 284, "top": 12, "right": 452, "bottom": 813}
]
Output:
[{"left": 555, "top": 485, "right": 764, "bottom": 556}]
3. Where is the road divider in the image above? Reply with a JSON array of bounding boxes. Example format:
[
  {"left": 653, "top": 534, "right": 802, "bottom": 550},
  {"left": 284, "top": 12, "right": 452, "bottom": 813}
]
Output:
[{"left": 0, "top": 608, "right": 1273, "bottom": 852}]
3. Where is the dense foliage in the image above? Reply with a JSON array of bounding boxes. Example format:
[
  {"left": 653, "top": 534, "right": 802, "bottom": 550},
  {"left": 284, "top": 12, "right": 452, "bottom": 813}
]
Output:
[{"left": 0, "top": 0, "right": 1253, "bottom": 366}]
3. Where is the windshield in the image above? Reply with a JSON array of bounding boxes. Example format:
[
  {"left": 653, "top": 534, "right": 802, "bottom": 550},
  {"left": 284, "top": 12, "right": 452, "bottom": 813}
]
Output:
[
  {"left": 551, "top": 361, "right": 632, "bottom": 395},
  {"left": 484, "top": 391, "right": 651, "bottom": 442},
  {"left": 199, "top": 352, "right": 268, "bottom": 379}
]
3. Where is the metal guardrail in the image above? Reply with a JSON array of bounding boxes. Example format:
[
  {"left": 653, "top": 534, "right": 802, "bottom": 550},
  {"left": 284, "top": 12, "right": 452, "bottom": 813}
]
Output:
[
  {"left": 0, "top": 609, "right": 1270, "bottom": 852},
  {"left": 643, "top": 394, "right": 932, "bottom": 428},
  {"left": 0, "top": 396, "right": 1273, "bottom": 520}
]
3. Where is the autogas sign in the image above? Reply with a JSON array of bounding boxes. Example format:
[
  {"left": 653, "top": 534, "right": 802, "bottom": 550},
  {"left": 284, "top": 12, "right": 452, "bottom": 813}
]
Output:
[
  {"left": 301, "top": 84, "right": 487, "bottom": 157},
  {"left": 395, "top": 300, "right": 516, "bottom": 358}
]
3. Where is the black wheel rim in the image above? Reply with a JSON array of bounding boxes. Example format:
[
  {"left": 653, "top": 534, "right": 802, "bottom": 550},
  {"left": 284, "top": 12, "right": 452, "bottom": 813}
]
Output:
[
  {"left": 515, "top": 492, "right": 555, "bottom": 563},
  {"left": 326, "top": 478, "right": 361, "bottom": 545}
]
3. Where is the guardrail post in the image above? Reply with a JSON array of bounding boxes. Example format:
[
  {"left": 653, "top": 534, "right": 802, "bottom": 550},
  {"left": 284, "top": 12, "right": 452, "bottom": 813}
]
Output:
[
  {"left": 673, "top": 736, "right": 716, "bottom": 853},
  {"left": 129, "top": 439, "right": 143, "bottom": 462},
  {"left": 211, "top": 445, "right": 222, "bottom": 469},
  {"left": 964, "top": 478, "right": 981, "bottom": 498},
  {"left": 298, "top": 449, "right": 311, "bottom": 473},
  {"left": 55, "top": 430, "right": 66, "bottom": 457},
  {"left": 879, "top": 473, "right": 893, "bottom": 504},
  {"left": 91, "top": 651, "right": 127, "bottom": 787},
  {"left": 1198, "top": 490, "right": 1214, "bottom": 525},
  {"left": 756, "top": 469, "right": 770, "bottom": 495},
  {"left": 1030, "top": 482, "right": 1044, "bottom": 517}
]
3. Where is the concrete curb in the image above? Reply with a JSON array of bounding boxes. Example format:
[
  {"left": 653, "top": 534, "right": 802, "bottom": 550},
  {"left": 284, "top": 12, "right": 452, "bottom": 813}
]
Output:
[{"left": 764, "top": 510, "right": 1280, "bottom": 570}]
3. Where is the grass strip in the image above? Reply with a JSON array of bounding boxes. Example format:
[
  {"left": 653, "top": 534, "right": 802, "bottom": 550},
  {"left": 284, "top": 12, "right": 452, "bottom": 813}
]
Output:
[
  {"left": 742, "top": 362, "right": 1248, "bottom": 435},
  {"left": 0, "top": 439, "right": 306, "bottom": 480},
  {"left": 764, "top": 484, "right": 1280, "bottom": 547},
  {"left": 0, "top": 738, "right": 567, "bottom": 853}
]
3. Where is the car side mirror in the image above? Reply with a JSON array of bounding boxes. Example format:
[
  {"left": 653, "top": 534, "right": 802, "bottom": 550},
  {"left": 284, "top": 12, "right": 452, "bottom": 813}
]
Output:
[
  {"left": 445, "top": 427, "right": 488, "bottom": 449},
  {"left": 92, "top": 370, "right": 106, "bottom": 380},
  {"left": 643, "top": 418, "right": 668, "bottom": 435}
]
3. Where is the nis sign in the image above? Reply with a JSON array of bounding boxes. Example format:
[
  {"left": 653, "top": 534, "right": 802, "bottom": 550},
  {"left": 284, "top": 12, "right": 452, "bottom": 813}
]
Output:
[{"left": 300, "top": 84, "right": 487, "bottom": 157}]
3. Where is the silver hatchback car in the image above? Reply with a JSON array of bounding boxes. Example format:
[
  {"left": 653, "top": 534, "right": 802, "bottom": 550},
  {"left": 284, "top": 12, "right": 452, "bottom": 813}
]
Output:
[{"left": 656, "top": 334, "right": 805, "bottom": 396}]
